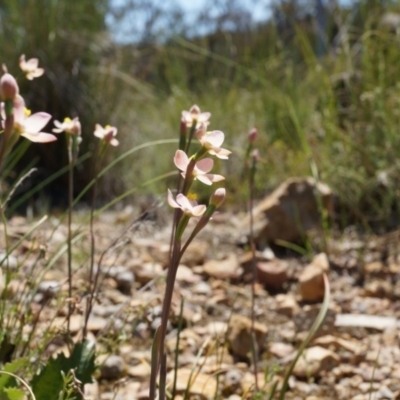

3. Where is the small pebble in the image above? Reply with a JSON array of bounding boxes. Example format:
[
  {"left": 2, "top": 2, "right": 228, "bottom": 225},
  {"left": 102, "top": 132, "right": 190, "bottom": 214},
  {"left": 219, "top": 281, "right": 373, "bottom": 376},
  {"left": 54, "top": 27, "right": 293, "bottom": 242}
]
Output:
[
  {"left": 37, "top": 280, "right": 60, "bottom": 299},
  {"left": 100, "top": 355, "right": 125, "bottom": 380},
  {"left": 115, "top": 270, "right": 134, "bottom": 294}
]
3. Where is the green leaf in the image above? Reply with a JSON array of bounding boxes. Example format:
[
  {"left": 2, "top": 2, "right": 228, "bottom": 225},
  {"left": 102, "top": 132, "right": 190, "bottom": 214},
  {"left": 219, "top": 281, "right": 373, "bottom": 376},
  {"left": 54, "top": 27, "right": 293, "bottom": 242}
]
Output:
[
  {"left": 31, "top": 340, "right": 96, "bottom": 400},
  {"left": 0, "top": 359, "right": 28, "bottom": 392},
  {"left": 2, "top": 387, "right": 25, "bottom": 400}
]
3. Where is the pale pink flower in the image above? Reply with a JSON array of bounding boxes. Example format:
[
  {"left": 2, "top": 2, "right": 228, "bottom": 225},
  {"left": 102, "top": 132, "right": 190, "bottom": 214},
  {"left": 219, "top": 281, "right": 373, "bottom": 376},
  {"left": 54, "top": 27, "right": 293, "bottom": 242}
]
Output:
[
  {"left": 181, "top": 105, "right": 211, "bottom": 128},
  {"left": 19, "top": 55, "right": 44, "bottom": 80},
  {"left": 196, "top": 123, "right": 231, "bottom": 159},
  {"left": 174, "top": 150, "right": 225, "bottom": 185},
  {"left": 94, "top": 124, "right": 119, "bottom": 146},
  {"left": 1, "top": 95, "right": 55, "bottom": 143},
  {"left": 167, "top": 189, "right": 206, "bottom": 217},
  {"left": 53, "top": 117, "right": 81, "bottom": 135}
]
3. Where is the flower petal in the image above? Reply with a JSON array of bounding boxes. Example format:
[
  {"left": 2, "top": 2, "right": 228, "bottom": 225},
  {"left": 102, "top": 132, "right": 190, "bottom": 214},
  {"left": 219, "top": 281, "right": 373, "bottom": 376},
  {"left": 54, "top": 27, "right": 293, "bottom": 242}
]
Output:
[
  {"left": 196, "top": 175, "right": 213, "bottom": 185},
  {"left": 21, "top": 132, "right": 57, "bottom": 143},
  {"left": 175, "top": 193, "right": 196, "bottom": 210},
  {"left": 208, "top": 147, "right": 231, "bottom": 159},
  {"left": 207, "top": 173, "right": 225, "bottom": 182},
  {"left": 25, "top": 112, "right": 51, "bottom": 133},
  {"left": 167, "top": 189, "right": 180, "bottom": 209},
  {"left": 190, "top": 204, "right": 207, "bottom": 216},
  {"left": 195, "top": 158, "right": 213, "bottom": 174},
  {"left": 174, "top": 150, "right": 189, "bottom": 172},
  {"left": 205, "top": 130, "right": 225, "bottom": 147}
]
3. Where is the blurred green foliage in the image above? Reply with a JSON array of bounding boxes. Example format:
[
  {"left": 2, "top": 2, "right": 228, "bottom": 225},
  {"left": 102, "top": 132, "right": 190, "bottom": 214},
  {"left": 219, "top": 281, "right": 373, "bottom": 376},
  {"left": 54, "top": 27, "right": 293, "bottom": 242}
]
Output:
[{"left": 1, "top": 0, "right": 400, "bottom": 228}]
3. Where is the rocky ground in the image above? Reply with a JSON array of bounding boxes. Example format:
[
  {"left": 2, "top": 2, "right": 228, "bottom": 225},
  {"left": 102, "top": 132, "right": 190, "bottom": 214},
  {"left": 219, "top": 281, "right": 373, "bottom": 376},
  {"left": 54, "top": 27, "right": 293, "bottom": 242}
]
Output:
[{"left": 3, "top": 178, "right": 400, "bottom": 400}]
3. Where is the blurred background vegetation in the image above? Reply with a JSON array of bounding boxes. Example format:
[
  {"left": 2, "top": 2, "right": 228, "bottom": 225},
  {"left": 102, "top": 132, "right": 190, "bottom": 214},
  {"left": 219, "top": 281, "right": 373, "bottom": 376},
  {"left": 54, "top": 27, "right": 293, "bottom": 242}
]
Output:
[{"left": 2, "top": 0, "right": 400, "bottom": 229}]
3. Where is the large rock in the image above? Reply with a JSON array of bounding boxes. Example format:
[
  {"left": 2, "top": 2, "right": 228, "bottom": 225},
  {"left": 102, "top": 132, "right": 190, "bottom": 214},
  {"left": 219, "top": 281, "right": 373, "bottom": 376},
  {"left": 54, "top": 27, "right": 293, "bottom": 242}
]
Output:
[{"left": 241, "top": 177, "right": 333, "bottom": 248}]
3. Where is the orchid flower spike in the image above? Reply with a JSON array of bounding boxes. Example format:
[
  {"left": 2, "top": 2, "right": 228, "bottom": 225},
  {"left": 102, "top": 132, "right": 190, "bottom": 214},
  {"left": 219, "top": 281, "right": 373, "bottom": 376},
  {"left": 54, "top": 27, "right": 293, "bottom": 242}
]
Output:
[
  {"left": 1, "top": 95, "right": 55, "bottom": 143},
  {"left": 19, "top": 55, "right": 45, "bottom": 80},
  {"left": 181, "top": 105, "right": 211, "bottom": 128},
  {"left": 174, "top": 150, "right": 225, "bottom": 185},
  {"left": 167, "top": 189, "right": 206, "bottom": 217},
  {"left": 53, "top": 117, "right": 81, "bottom": 135},
  {"left": 196, "top": 123, "right": 231, "bottom": 160},
  {"left": 94, "top": 124, "right": 119, "bottom": 146}
]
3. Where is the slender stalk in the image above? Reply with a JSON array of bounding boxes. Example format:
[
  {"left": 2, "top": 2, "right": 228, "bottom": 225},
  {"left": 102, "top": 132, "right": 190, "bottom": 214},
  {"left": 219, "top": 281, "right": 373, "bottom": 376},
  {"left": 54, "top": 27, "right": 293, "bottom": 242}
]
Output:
[
  {"left": 149, "top": 238, "right": 181, "bottom": 400},
  {"left": 249, "top": 152, "right": 259, "bottom": 392},
  {"left": 83, "top": 144, "right": 103, "bottom": 338},
  {"left": 66, "top": 135, "right": 74, "bottom": 335},
  {"left": 172, "top": 298, "right": 185, "bottom": 399}
]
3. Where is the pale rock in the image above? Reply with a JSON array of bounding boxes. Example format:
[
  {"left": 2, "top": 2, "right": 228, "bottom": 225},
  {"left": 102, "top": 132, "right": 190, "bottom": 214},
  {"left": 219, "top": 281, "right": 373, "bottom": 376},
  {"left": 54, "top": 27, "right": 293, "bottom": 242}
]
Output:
[
  {"left": 257, "top": 260, "right": 288, "bottom": 290},
  {"left": 313, "top": 335, "right": 362, "bottom": 354},
  {"left": 268, "top": 342, "right": 294, "bottom": 358},
  {"left": 275, "top": 294, "right": 300, "bottom": 317},
  {"left": 127, "top": 362, "right": 151, "bottom": 379},
  {"left": 0, "top": 252, "right": 18, "bottom": 270},
  {"left": 364, "top": 280, "right": 393, "bottom": 298},
  {"left": 227, "top": 314, "right": 268, "bottom": 358},
  {"left": 240, "top": 177, "right": 333, "bottom": 247},
  {"left": 133, "top": 262, "right": 163, "bottom": 284},
  {"left": 299, "top": 253, "right": 330, "bottom": 302},
  {"left": 203, "top": 253, "right": 242, "bottom": 280},
  {"left": 176, "top": 264, "right": 200, "bottom": 283},
  {"left": 192, "top": 281, "right": 212, "bottom": 296},
  {"left": 84, "top": 381, "right": 99, "bottom": 400},
  {"left": 166, "top": 368, "right": 217, "bottom": 399},
  {"left": 207, "top": 321, "right": 228, "bottom": 337},
  {"left": 150, "top": 240, "right": 209, "bottom": 268},
  {"left": 222, "top": 369, "right": 243, "bottom": 395},
  {"left": 293, "top": 346, "right": 340, "bottom": 378},
  {"left": 37, "top": 280, "right": 60, "bottom": 299}
]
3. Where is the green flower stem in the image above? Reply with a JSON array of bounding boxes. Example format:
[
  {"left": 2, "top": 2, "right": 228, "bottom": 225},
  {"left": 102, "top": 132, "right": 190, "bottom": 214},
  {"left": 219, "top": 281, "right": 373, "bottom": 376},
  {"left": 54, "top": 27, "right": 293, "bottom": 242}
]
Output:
[{"left": 175, "top": 214, "right": 190, "bottom": 241}]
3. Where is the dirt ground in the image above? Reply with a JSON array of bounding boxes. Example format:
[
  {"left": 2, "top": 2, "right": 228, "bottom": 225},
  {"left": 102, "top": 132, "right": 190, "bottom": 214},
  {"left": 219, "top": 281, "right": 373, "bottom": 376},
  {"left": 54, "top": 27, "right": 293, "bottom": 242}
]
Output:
[{"left": 3, "top": 206, "right": 400, "bottom": 400}]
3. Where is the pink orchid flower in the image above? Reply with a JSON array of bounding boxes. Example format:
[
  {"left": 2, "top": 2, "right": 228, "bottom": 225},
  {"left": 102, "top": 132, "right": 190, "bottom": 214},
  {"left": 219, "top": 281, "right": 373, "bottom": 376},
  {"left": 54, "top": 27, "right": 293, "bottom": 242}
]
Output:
[
  {"left": 53, "top": 117, "right": 81, "bottom": 135},
  {"left": 181, "top": 105, "right": 211, "bottom": 128},
  {"left": 94, "top": 124, "right": 119, "bottom": 146},
  {"left": 174, "top": 150, "right": 225, "bottom": 185},
  {"left": 19, "top": 55, "right": 45, "bottom": 80},
  {"left": 1, "top": 95, "right": 55, "bottom": 143},
  {"left": 167, "top": 189, "right": 206, "bottom": 217},
  {"left": 195, "top": 123, "right": 231, "bottom": 160}
]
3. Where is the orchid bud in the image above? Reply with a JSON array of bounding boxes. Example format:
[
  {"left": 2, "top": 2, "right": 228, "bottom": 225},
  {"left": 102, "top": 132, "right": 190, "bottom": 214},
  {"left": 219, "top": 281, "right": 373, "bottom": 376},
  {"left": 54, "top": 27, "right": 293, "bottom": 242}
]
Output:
[
  {"left": 248, "top": 128, "right": 258, "bottom": 144},
  {"left": 252, "top": 148, "right": 260, "bottom": 162},
  {"left": 0, "top": 72, "right": 19, "bottom": 101},
  {"left": 209, "top": 188, "right": 226, "bottom": 208}
]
